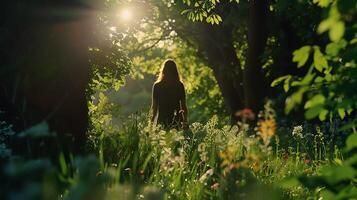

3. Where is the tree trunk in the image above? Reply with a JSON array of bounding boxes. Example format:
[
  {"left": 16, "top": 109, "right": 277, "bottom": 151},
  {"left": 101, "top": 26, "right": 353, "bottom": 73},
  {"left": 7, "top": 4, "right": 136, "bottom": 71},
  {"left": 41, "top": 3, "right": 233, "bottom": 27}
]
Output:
[
  {"left": 195, "top": 25, "right": 245, "bottom": 123},
  {"left": 244, "top": 0, "right": 269, "bottom": 112},
  {"left": 211, "top": 63, "right": 243, "bottom": 123},
  {"left": 0, "top": 2, "right": 94, "bottom": 155}
]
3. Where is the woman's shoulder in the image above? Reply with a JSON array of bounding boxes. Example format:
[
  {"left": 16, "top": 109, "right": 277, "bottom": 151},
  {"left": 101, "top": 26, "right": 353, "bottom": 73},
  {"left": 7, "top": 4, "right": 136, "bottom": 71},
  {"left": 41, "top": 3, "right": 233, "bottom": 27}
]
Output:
[
  {"left": 153, "top": 81, "right": 164, "bottom": 91},
  {"left": 154, "top": 81, "right": 184, "bottom": 88},
  {"left": 153, "top": 81, "right": 162, "bottom": 87},
  {"left": 179, "top": 81, "right": 185, "bottom": 88}
]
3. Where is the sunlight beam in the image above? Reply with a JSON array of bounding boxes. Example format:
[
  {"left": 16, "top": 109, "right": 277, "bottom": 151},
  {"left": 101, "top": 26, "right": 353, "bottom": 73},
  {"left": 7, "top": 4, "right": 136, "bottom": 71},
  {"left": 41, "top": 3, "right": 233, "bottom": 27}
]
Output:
[{"left": 119, "top": 8, "right": 133, "bottom": 21}]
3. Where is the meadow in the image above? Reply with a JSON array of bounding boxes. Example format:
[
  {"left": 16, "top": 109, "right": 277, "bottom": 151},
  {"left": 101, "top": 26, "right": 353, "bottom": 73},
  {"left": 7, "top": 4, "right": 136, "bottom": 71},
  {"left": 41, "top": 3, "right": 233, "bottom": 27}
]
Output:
[{"left": 1, "top": 100, "right": 356, "bottom": 199}]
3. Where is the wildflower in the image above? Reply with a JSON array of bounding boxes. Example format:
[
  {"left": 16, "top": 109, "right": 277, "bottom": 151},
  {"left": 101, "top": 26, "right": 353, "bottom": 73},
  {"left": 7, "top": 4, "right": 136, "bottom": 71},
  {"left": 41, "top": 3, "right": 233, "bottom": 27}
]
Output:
[
  {"left": 190, "top": 122, "right": 203, "bottom": 134},
  {"left": 210, "top": 182, "right": 220, "bottom": 190},
  {"left": 316, "top": 126, "right": 324, "bottom": 139},
  {"left": 219, "top": 145, "right": 238, "bottom": 168},
  {"left": 138, "top": 170, "right": 145, "bottom": 176},
  {"left": 292, "top": 125, "right": 303, "bottom": 139},
  {"left": 235, "top": 108, "right": 255, "bottom": 121},
  {"left": 198, "top": 143, "right": 208, "bottom": 162},
  {"left": 257, "top": 119, "right": 277, "bottom": 144},
  {"left": 304, "top": 159, "right": 311, "bottom": 165},
  {"left": 199, "top": 168, "right": 214, "bottom": 183},
  {"left": 229, "top": 163, "right": 236, "bottom": 170},
  {"left": 282, "top": 152, "right": 289, "bottom": 161},
  {"left": 251, "top": 162, "right": 260, "bottom": 172},
  {"left": 198, "top": 143, "right": 206, "bottom": 152}
]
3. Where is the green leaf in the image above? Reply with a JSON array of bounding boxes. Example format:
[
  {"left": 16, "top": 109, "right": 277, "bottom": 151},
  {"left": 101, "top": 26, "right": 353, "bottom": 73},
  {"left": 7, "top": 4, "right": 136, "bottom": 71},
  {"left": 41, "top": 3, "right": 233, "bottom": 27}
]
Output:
[
  {"left": 320, "top": 190, "right": 335, "bottom": 200},
  {"left": 285, "top": 88, "right": 306, "bottom": 114},
  {"left": 292, "top": 66, "right": 315, "bottom": 87},
  {"left": 321, "top": 164, "right": 356, "bottom": 184},
  {"left": 329, "top": 21, "right": 345, "bottom": 42},
  {"left": 213, "top": 15, "right": 219, "bottom": 24},
  {"left": 293, "top": 46, "right": 311, "bottom": 68},
  {"left": 305, "top": 105, "right": 324, "bottom": 119},
  {"left": 301, "top": 83, "right": 326, "bottom": 121},
  {"left": 325, "top": 40, "right": 347, "bottom": 56},
  {"left": 59, "top": 152, "right": 68, "bottom": 175},
  {"left": 304, "top": 94, "right": 325, "bottom": 109},
  {"left": 283, "top": 79, "right": 290, "bottom": 92},
  {"left": 300, "top": 71, "right": 315, "bottom": 85},
  {"left": 314, "top": 76, "right": 324, "bottom": 83},
  {"left": 186, "top": 0, "right": 191, "bottom": 6},
  {"left": 271, "top": 75, "right": 291, "bottom": 87},
  {"left": 318, "top": 18, "right": 334, "bottom": 34},
  {"left": 313, "top": 47, "right": 328, "bottom": 72},
  {"left": 181, "top": 9, "right": 190, "bottom": 15},
  {"left": 113, "top": 81, "right": 121, "bottom": 91},
  {"left": 345, "top": 154, "right": 357, "bottom": 166},
  {"left": 279, "top": 177, "right": 301, "bottom": 189},
  {"left": 351, "top": 38, "right": 357, "bottom": 44},
  {"left": 319, "top": 109, "right": 329, "bottom": 121},
  {"left": 338, "top": 108, "right": 346, "bottom": 119},
  {"left": 346, "top": 133, "right": 357, "bottom": 151}
]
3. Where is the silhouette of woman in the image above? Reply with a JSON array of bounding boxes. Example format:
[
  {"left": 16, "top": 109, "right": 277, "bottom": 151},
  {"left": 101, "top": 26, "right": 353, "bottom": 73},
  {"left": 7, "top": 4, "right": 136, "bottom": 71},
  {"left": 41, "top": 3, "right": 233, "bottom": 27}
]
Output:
[{"left": 151, "top": 59, "right": 188, "bottom": 129}]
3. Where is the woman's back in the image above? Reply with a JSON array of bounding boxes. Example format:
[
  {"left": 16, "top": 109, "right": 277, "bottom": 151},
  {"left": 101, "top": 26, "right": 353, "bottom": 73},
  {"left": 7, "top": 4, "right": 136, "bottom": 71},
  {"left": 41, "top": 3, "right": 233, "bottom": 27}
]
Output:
[
  {"left": 152, "top": 81, "right": 185, "bottom": 127},
  {"left": 151, "top": 59, "right": 188, "bottom": 129}
]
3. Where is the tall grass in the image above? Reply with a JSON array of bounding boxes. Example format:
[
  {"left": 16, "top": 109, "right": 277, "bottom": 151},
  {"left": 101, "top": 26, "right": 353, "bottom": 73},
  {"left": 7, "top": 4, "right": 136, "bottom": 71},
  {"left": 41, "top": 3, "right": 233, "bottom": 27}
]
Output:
[
  {"left": 1, "top": 100, "right": 348, "bottom": 199},
  {"left": 83, "top": 100, "right": 344, "bottom": 199}
]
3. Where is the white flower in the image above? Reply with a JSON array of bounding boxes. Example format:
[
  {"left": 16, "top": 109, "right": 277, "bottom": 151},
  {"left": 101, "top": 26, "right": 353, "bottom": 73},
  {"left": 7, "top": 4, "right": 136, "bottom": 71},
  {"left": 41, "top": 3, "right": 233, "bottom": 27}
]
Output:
[
  {"left": 292, "top": 125, "right": 303, "bottom": 138},
  {"left": 198, "top": 143, "right": 206, "bottom": 152},
  {"left": 199, "top": 168, "right": 214, "bottom": 183},
  {"left": 316, "top": 126, "right": 324, "bottom": 138}
]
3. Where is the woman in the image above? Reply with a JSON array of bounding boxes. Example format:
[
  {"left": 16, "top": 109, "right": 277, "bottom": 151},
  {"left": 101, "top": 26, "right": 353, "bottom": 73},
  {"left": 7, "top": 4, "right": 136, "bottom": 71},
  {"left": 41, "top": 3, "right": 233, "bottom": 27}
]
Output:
[{"left": 151, "top": 59, "right": 188, "bottom": 129}]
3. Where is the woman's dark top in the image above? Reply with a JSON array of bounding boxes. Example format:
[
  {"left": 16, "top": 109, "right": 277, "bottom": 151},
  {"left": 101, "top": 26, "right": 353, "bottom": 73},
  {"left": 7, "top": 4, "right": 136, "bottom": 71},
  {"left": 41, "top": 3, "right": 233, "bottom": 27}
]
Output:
[{"left": 152, "top": 81, "right": 186, "bottom": 127}]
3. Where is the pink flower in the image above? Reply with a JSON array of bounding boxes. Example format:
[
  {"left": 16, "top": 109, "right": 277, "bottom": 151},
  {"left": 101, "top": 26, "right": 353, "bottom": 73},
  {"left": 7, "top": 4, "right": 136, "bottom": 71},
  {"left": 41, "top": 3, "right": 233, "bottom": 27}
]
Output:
[
  {"left": 138, "top": 170, "right": 145, "bottom": 176},
  {"left": 210, "top": 182, "right": 220, "bottom": 190},
  {"left": 235, "top": 108, "right": 255, "bottom": 121}
]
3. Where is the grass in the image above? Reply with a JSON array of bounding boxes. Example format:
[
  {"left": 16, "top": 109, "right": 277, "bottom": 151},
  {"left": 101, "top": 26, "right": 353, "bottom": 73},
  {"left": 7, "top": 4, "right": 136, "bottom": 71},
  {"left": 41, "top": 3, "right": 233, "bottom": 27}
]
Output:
[
  {"left": 1, "top": 101, "right": 350, "bottom": 200},
  {"left": 83, "top": 101, "right": 343, "bottom": 199}
]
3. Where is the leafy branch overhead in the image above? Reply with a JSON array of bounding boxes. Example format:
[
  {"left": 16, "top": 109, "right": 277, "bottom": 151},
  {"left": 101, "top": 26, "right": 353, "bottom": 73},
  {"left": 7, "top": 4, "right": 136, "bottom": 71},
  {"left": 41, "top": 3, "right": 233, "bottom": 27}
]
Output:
[
  {"left": 181, "top": 0, "right": 239, "bottom": 24},
  {"left": 271, "top": 0, "right": 356, "bottom": 126}
]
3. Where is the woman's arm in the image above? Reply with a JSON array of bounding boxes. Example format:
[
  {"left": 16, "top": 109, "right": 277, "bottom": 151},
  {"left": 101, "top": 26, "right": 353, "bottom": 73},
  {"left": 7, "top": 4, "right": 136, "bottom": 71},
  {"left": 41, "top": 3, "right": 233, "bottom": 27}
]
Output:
[
  {"left": 151, "top": 84, "right": 158, "bottom": 123},
  {"left": 180, "top": 99, "right": 188, "bottom": 123},
  {"left": 179, "top": 83, "right": 188, "bottom": 127}
]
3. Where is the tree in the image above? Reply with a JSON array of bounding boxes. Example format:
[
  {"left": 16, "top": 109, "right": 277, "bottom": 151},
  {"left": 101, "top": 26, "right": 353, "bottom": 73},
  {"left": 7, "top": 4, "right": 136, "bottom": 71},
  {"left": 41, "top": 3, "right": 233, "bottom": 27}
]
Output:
[
  {"left": 0, "top": 1, "right": 102, "bottom": 154},
  {"left": 244, "top": 0, "right": 269, "bottom": 111}
]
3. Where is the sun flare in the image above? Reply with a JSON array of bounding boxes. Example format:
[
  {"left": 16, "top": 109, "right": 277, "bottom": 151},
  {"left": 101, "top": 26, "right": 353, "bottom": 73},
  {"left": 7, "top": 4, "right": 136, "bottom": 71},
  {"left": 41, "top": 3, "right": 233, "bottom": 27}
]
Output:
[{"left": 119, "top": 8, "right": 133, "bottom": 21}]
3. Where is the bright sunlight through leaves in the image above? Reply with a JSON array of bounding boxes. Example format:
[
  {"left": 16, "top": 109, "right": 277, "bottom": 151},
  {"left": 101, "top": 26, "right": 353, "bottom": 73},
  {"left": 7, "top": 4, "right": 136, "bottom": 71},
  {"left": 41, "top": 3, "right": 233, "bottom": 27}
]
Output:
[{"left": 119, "top": 8, "right": 133, "bottom": 21}]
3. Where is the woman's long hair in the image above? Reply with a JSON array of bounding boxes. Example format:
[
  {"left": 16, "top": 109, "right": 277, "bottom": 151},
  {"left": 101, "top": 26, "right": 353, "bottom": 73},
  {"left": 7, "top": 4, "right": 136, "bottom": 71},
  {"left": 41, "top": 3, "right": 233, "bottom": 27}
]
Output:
[{"left": 156, "top": 59, "right": 180, "bottom": 83}]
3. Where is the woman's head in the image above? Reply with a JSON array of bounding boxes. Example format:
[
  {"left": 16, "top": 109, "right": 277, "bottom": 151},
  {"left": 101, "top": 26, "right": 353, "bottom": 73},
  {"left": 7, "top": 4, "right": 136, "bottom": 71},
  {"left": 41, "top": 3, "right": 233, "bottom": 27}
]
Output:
[{"left": 157, "top": 59, "right": 180, "bottom": 83}]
